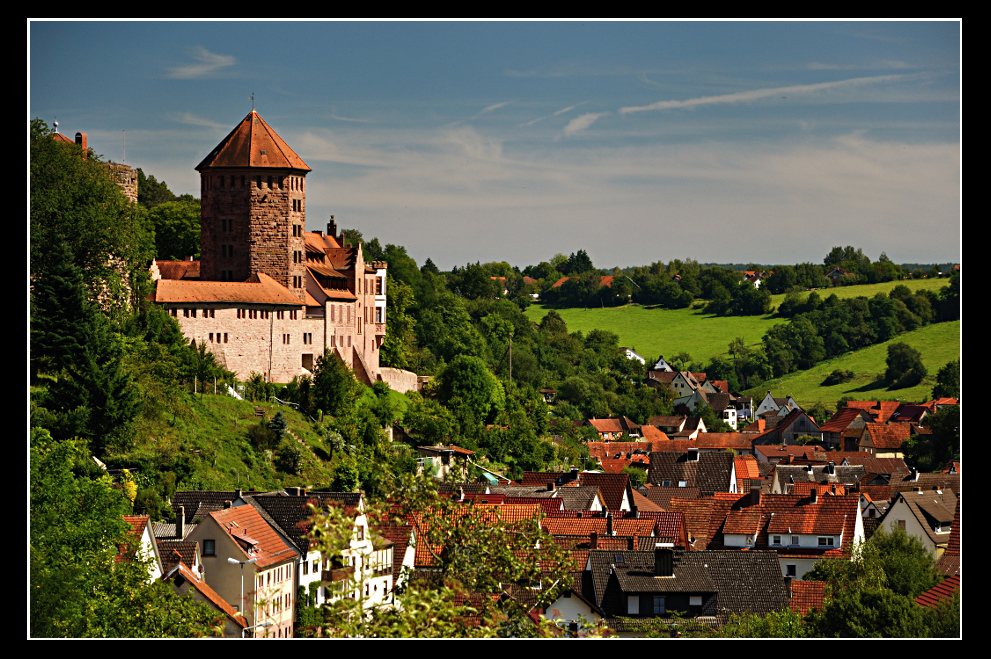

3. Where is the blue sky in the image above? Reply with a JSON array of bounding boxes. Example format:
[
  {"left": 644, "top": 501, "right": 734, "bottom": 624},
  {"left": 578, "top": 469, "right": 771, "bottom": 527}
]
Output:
[{"left": 30, "top": 20, "right": 960, "bottom": 271}]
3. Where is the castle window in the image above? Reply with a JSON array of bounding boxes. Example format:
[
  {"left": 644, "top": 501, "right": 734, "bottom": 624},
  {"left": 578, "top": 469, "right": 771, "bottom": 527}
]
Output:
[
  {"left": 241, "top": 175, "right": 245, "bottom": 188},
  {"left": 209, "top": 333, "right": 214, "bottom": 343},
  {"left": 268, "top": 176, "right": 272, "bottom": 188},
  {"left": 376, "top": 307, "right": 382, "bottom": 323},
  {"left": 256, "top": 176, "right": 261, "bottom": 188},
  {"left": 224, "top": 333, "right": 228, "bottom": 343},
  {"left": 376, "top": 277, "right": 382, "bottom": 295},
  {"left": 183, "top": 308, "right": 189, "bottom": 318}
]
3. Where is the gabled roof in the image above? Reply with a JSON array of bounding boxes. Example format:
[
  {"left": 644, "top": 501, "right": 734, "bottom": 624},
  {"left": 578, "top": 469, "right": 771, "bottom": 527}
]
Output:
[
  {"left": 242, "top": 491, "right": 362, "bottom": 553},
  {"left": 860, "top": 422, "right": 913, "bottom": 450},
  {"left": 892, "top": 488, "right": 957, "bottom": 547},
  {"left": 155, "top": 271, "right": 303, "bottom": 305},
  {"left": 819, "top": 407, "right": 872, "bottom": 433},
  {"left": 163, "top": 562, "right": 247, "bottom": 629},
  {"left": 208, "top": 505, "right": 299, "bottom": 569},
  {"left": 171, "top": 490, "right": 243, "bottom": 524},
  {"left": 648, "top": 451, "right": 735, "bottom": 495},
  {"left": 578, "top": 473, "right": 631, "bottom": 513},
  {"left": 196, "top": 110, "right": 310, "bottom": 171},
  {"left": 638, "top": 485, "right": 702, "bottom": 511}
]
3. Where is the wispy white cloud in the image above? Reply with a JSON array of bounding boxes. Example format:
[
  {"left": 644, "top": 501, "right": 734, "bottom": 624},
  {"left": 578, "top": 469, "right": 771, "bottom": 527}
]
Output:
[
  {"left": 474, "top": 101, "right": 511, "bottom": 118},
  {"left": 520, "top": 101, "right": 589, "bottom": 127},
  {"left": 619, "top": 74, "right": 910, "bottom": 114},
  {"left": 166, "top": 47, "right": 236, "bottom": 79},
  {"left": 563, "top": 112, "right": 610, "bottom": 136},
  {"left": 171, "top": 112, "right": 230, "bottom": 129}
]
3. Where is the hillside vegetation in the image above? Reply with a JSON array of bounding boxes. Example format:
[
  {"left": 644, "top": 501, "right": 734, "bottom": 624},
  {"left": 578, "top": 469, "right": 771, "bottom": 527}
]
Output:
[{"left": 740, "top": 320, "right": 960, "bottom": 406}]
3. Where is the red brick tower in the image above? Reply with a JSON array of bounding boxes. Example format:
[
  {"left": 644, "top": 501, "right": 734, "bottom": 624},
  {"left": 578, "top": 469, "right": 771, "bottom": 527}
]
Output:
[{"left": 196, "top": 111, "right": 310, "bottom": 301}]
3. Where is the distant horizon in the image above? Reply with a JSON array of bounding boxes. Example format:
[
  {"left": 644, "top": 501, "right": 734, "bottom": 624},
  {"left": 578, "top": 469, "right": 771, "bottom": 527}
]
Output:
[{"left": 31, "top": 20, "right": 960, "bottom": 271}]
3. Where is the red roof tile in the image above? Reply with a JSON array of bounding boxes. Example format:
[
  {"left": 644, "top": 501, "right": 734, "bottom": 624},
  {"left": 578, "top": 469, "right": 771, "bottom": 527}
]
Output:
[
  {"left": 196, "top": 110, "right": 310, "bottom": 172},
  {"left": 155, "top": 271, "right": 303, "bottom": 305},
  {"left": 789, "top": 580, "right": 826, "bottom": 615},
  {"left": 164, "top": 562, "right": 247, "bottom": 629},
  {"left": 208, "top": 505, "right": 298, "bottom": 569},
  {"left": 915, "top": 574, "right": 960, "bottom": 609}
]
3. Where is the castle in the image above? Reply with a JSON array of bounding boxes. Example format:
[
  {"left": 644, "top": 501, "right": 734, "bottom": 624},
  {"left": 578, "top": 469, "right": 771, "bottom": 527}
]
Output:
[{"left": 151, "top": 110, "right": 413, "bottom": 390}]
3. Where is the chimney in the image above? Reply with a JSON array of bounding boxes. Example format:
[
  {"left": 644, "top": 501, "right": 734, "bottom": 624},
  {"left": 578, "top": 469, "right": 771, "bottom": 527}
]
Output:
[
  {"left": 236, "top": 488, "right": 243, "bottom": 500},
  {"left": 590, "top": 531, "right": 598, "bottom": 549},
  {"left": 909, "top": 467, "right": 919, "bottom": 482},
  {"left": 75, "top": 131, "right": 87, "bottom": 159},
  {"left": 224, "top": 500, "right": 232, "bottom": 509},
  {"left": 687, "top": 447, "right": 699, "bottom": 462},
  {"left": 653, "top": 547, "right": 673, "bottom": 577},
  {"left": 570, "top": 467, "right": 580, "bottom": 482},
  {"left": 627, "top": 537, "right": 635, "bottom": 550},
  {"left": 176, "top": 505, "right": 185, "bottom": 540},
  {"left": 826, "top": 461, "right": 835, "bottom": 475},
  {"left": 547, "top": 481, "right": 555, "bottom": 492},
  {"left": 809, "top": 490, "right": 817, "bottom": 504},
  {"left": 750, "top": 484, "right": 761, "bottom": 508},
  {"left": 327, "top": 216, "right": 338, "bottom": 241},
  {"left": 607, "top": 513, "right": 614, "bottom": 537},
  {"left": 784, "top": 576, "right": 792, "bottom": 599},
  {"left": 630, "top": 505, "right": 639, "bottom": 519}
]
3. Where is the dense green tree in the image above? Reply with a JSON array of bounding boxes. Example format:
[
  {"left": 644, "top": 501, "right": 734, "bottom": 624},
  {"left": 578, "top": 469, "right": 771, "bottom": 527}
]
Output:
[
  {"left": 380, "top": 276, "right": 417, "bottom": 370},
  {"left": 931, "top": 360, "right": 960, "bottom": 400},
  {"left": 402, "top": 391, "right": 456, "bottom": 446},
  {"left": 901, "top": 405, "right": 960, "bottom": 473},
  {"left": 31, "top": 119, "right": 155, "bottom": 315},
  {"left": 312, "top": 349, "right": 364, "bottom": 418},
  {"left": 136, "top": 168, "right": 178, "bottom": 208},
  {"left": 804, "top": 587, "right": 933, "bottom": 637},
  {"left": 148, "top": 198, "right": 200, "bottom": 261},
  {"left": 31, "top": 429, "right": 223, "bottom": 637},
  {"left": 436, "top": 355, "right": 505, "bottom": 437},
  {"left": 885, "top": 342, "right": 927, "bottom": 389},
  {"left": 31, "top": 241, "right": 140, "bottom": 453}
]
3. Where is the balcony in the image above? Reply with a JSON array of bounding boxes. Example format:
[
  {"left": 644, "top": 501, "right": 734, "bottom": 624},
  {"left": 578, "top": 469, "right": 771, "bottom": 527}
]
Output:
[{"left": 322, "top": 566, "right": 354, "bottom": 583}]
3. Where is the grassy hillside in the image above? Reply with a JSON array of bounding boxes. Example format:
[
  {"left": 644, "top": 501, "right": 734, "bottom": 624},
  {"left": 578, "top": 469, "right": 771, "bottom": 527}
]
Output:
[
  {"left": 524, "top": 303, "right": 787, "bottom": 366},
  {"left": 767, "top": 277, "right": 949, "bottom": 308},
  {"left": 125, "top": 393, "right": 336, "bottom": 495},
  {"left": 525, "top": 278, "right": 954, "bottom": 367},
  {"left": 740, "top": 320, "right": 960, "bottom": 408}
]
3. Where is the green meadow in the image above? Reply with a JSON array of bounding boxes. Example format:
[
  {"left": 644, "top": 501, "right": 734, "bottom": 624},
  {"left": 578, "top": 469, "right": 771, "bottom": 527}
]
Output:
[
  {"left": 767, "top": 276, "right": 950, "bottom": 308},
  {"left": 740, "top": 320, "right": 960, "bottom": 408},
  {"left": 524, "top": 303, "right": 786, "bottom": 366},
  {"left": 525, "top": 278, "right": 955, "bottom": 367}
]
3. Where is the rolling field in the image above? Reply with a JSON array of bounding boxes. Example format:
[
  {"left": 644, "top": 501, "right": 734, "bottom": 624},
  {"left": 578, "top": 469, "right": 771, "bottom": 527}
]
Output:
[
  {"left": 740, "top": 320, "right": 960, "bottom": 407},
  {"left": 767, "top": 277, "right": 949, "bottom": 308},
  {"left": 524, "top": 303, "right": 786, "bottom": 365},
  {"left": 525, "top": 278, "right": 955, "bottom": 368}
]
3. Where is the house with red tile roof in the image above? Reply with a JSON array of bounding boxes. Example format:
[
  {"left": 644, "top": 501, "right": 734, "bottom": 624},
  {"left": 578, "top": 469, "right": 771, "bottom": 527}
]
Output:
[
  {"left": 682, "top": 488, "right": 865, "bottom": 579},
  {"left": 584, "top": 416, "right": 642, "bottom": 440},
  {"left": 788, "top": 579, "right": 826, "bottom": 616},
  {"left": 915, "top": 574, "right": 960, "bottom": 609},
  {"left": 819, "top": 407, "right": 874, "bottom": 449},
  {"left": 162, "top": 562, "right": 248, "bottom": 637},
  {"left": 150, "top": 110, "right": 408, "bottom": 390},
  {"left": 185, "top": 503, "right": 299, "bottom": 638},
  {"left": 855, "top": 422, "right": 912, "bottom": 458}
]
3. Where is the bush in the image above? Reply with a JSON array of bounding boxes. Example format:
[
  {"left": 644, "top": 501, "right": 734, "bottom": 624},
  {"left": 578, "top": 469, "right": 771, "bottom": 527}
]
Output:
[
  {"left": 823, "top": 369, "right": 855, "bottom": 386},
  {"left": 276, "top": 440, "right": 306, "bottom": 475},
  {"left": 247, "top": 421, "right": 279, "bottom": 451}
]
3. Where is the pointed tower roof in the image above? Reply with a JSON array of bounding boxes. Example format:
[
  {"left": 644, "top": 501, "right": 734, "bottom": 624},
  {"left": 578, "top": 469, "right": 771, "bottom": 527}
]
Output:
[{"left": 195, "top": 110, "right": 311, "bottom": 172}]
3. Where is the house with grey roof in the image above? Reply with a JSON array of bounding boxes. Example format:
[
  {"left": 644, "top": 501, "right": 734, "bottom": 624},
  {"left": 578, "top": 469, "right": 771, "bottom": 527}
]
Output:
[
  {"left": 881, "top": 487, "right": 958, "bottom": 558},
  {"left": 648, "top": 450, "right": 737, "bottom": 495},
  {"left": 586, "top": 548, "right": 790, "bottom": 632}
]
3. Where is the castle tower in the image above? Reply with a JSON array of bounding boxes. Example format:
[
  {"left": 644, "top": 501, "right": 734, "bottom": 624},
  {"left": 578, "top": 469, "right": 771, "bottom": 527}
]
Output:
[{"left": 196, "top": 111, "right": 310, "bottom": 301}]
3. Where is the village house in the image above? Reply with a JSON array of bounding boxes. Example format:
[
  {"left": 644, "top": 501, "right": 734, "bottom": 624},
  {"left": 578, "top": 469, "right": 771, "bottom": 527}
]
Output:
[
  {"left": 882, "top": 488, "right": 958, "bottom": 558},
  {"left": 184, "top": 503, "right": 299, "bottom": 638}
]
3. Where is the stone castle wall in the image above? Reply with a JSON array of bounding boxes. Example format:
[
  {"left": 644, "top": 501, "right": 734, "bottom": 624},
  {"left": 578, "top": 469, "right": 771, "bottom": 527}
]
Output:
[{"left": 105, "top": 161, "right": 138, "bottom": 204}]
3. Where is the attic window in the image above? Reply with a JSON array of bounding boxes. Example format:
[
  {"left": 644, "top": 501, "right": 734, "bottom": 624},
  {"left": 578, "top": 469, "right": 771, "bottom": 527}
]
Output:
[
  {"left": 662, "top": 480, "right": 672, "bottom": 487},
  {"left": 678, "top": 481, "right": 687, "bottom": 488},
  {"left": 614, "top": 555, "right": 624, "bottom": 563}
]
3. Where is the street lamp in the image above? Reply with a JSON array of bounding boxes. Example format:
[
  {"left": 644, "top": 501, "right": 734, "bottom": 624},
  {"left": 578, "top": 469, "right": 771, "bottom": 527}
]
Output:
[
  {"left": 228, "top": 556, "right": 257, "bottom": 636},
  {"left": 242, "top": 620, "right": 273, "bottom": 639}
]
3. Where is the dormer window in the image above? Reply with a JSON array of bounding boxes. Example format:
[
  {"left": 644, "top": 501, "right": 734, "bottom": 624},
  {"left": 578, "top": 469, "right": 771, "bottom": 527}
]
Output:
[{"left": 817, "top": 537, "right": 834, "bottom": 547}]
